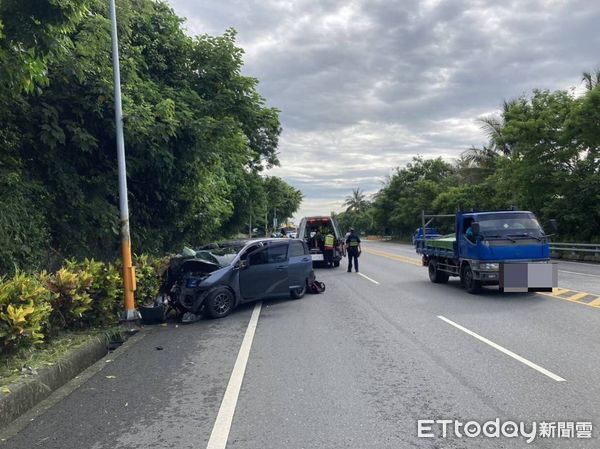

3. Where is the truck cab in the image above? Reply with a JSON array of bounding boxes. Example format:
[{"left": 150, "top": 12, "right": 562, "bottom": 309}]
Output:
[{"left": 458, "top": 211, "right": 550, "bottom": 262}]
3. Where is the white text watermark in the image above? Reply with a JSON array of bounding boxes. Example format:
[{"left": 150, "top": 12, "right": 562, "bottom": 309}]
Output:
[{"left": 417, "top": 419, "right": 593, "bottom": 443}]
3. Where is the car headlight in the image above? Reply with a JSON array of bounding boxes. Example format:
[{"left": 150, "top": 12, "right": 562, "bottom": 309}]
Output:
[{"left": 481, "top": 263, "right": 499, "bottom": 270}]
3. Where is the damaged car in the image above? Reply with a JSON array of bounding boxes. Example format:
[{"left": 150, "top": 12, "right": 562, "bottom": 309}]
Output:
[{"left": 160, "top": 238, "right": 314, "bottom": 323}]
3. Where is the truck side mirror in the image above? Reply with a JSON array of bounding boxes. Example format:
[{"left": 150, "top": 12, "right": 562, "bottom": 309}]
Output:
[
  {"left": 549, "top": 219, "right": 558, "bottom": 232},
  {"left": 471, "top": 222, "right": 480, "bottom": 235}
]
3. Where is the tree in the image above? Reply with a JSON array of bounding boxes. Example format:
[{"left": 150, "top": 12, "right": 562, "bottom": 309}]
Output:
[
  {"left": 582, "top": 68, "right": 600, "bottom": 91},
  {"left": 0, "top": 0, "right": 300, "bottom": 273},
  {"left": 372, "top": 157, "right": 455, "bottom": 237},
  {"left": 343, "top": 187, "right": 369, "bottom": 213}
]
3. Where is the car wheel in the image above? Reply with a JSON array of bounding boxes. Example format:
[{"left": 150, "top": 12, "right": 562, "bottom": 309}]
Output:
[
  {"left": 290, "top": 282, "right": 307, "bottom": 299},
  {"left": 204, "top": 287, "right": 235, "bottom": 319},
  {"left": 461, "top": 264, "right": 481, "bottom": 294}
]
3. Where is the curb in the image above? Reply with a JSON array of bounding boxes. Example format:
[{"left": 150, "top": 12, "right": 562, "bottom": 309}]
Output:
[{"left": 0, "top": 334, "right": 110, "bottom": 430}]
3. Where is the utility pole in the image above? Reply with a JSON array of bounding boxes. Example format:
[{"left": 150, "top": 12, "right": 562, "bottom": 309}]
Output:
[
  {"left": 248, "top": 201, "right": 252, "bottom": 239},
  {"left": 109, "top": 0, "right": 137, "bottom": 320}
]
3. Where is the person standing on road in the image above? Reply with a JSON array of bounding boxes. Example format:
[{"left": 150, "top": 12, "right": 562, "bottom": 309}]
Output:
[
  {"left": 313, "top": 229, "right": 323, "bottom": 250},
  {"left": 346, "top": 228, "right": 361, "bottom": 273},
  {"left": 324, "top": 231, "right": 335, "bottom": 268}
]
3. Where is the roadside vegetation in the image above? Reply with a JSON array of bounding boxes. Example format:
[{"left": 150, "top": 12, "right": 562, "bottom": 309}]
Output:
[
  {"left": 335, "top": 71, "right": 600, "bottom": 242},
  {"left": 0, "top": 0, "right": 301, "bottom": 276},
  {"left": 0, "top": 0, "right": 301, "bottom": 378},
  {"left": 0, "top": 255, "right": 162, "bottom": 366}
]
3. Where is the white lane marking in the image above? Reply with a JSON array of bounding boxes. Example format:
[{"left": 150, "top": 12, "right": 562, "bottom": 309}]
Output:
[
  {"left": 437, "top": 315, "right": 566, "bottom": 382},
  {"left": 558, "top": 260, "right": 600, "bottom": 268},
  {"left": 358, "top": 272, "right": 380, "bottom": 285},
  {"left": 559, "top": 270, "right": 600, "bottom": 278},
  {"left": 206, "top": 302, "right": 262, "bottom": 449}
]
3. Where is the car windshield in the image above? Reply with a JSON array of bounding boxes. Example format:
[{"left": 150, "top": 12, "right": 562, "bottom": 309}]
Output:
[
  {"left": 196, "top": 243, "right": 245, "bottom": 267},
  {"left": 477, "top": 213, "right": 543, "bottom": 236}
]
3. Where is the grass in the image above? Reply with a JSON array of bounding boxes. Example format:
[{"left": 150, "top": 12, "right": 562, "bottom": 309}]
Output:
[{"left": 0, "top": 327, "right": 121, "bottom": 389}]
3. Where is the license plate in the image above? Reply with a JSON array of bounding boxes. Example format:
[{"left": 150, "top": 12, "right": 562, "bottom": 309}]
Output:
[
  {"left": 311, "top": 254, "right": 324, "bottom": 261},
  {"left": 500, "top": 263, "right": 557, "bottom": 292}
]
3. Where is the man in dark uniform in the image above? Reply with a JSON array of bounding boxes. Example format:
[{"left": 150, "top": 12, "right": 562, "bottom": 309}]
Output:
[{"left": 346, "top": 228, "right": 361, "bottom": 273}]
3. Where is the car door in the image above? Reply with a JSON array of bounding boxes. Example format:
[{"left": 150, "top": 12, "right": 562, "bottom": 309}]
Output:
[
  {"left": 239, "top": 243, "right": 290, "bottom": 300},
  {"left": 288, "top": 240, "right": 312, "bottom": 289}
]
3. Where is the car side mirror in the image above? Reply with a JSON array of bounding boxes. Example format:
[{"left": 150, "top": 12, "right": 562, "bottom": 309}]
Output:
[
  {"left": 235, "top": 260, "right": 249, "bottom": 270},
  {"left": 549, "top": 219, "right": 558, "bottom": 232},
  {"left": 471, "top": 222, "right": 480, "bottom": 235}
]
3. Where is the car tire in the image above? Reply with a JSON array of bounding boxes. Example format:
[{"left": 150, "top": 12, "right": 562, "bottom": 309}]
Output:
[
  {"left": 428, "top": 260, "right": 449, "bottom": 283},
  {"left": 461, "top": 264, "right": 481, "bottom": 294},
  {"left": 204, "top": 287, "right": 235, "bottom": 319},
  {"left": 290, "top": 282, "right": 307, "bottom": 299}
]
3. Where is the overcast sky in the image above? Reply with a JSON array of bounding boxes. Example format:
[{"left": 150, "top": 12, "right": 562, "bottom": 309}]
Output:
[{"left": 166, "top": 0, "right": 600, "bottom": 221}]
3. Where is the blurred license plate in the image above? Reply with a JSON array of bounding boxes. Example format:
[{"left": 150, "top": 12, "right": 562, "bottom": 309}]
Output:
[
  {"left": 311, "top": 254, "right": 324, "bottom": 261},
  {"left": 500, "top": 263, "right": 557, "bottom": 292}
]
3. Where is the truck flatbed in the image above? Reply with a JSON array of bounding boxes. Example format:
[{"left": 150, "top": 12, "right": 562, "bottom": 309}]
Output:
[{"left": 423, "top": 235, "right": 455, "bottom": 250}]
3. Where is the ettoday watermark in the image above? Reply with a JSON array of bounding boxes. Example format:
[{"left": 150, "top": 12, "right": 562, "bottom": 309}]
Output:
[{"left": 417, "top": 419, "right": 593, "bottom": 443}]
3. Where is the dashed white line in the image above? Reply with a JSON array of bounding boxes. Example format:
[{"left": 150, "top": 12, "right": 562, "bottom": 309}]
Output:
[
  {"left": 437, "top": 315, "right": 566, "bottom": 382},
  {"left": 358, "top": 272, "right": 380, "bottom": 285},
  {"left": 206, "top": 302, "right": 262, "bottom": 449}
]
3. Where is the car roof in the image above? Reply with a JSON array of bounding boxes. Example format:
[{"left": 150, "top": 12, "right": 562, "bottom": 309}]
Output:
[{"left": 246, "top": 238, "right": 290, "bottom": 244}]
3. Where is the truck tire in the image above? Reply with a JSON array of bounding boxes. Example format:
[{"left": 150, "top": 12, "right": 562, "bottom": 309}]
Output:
[
  {"left": 428, "top": 260, "right": 449, "bottom": 284},
  {"left": 461, "top": 264, "right": 481, "bottom": 294}
]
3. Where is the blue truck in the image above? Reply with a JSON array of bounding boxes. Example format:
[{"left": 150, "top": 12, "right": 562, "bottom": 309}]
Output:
[{"left": 414, "top": 210, "right": 557, "bottom": 293}]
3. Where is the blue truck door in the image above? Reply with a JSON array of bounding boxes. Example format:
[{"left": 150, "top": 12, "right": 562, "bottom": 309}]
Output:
[{"left": 458, "top": 215, "right": 478, "bottom": 260}]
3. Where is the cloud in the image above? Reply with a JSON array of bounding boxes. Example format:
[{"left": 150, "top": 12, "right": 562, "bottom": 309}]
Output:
[{"left": 166, "top": 0, "right": 600, "bottom": 221}]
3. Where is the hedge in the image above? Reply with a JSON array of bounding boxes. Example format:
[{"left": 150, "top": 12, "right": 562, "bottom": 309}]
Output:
[{"left": 0, "top": 254, "right": 167, "bottom": 356}]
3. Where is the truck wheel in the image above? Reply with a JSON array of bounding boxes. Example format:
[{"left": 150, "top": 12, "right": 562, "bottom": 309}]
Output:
[
  {"left": 204, "top": 287, "right": 235, "bottom": 319},
  {"left": 428, "top": 260, "right": 449, "bottom": 284},
  {"left": 461, "top": 264, "right": 481, "bottom": 294}
]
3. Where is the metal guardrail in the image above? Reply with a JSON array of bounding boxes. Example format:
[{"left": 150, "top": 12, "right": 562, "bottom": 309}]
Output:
[{"left": 550, "top": 243, "right": 600, "bottom": 254}]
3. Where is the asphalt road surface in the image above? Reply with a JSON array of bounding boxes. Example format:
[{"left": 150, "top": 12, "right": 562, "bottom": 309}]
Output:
[{"left": 2, "top": 241, "right": 599, "bottom": 448}]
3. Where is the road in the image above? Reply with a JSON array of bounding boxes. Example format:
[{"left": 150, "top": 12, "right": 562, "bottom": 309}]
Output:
[{"left": 2, "top": 241, "right": 599, "bottom": 448}]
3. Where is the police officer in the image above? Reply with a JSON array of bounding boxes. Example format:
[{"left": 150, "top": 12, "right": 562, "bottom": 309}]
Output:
[
  {"left": 324, "top": 231, "right": 335, "bottom": 267},
  {"left": 346, "top": 228, "right": 361, "bottom": 272}
]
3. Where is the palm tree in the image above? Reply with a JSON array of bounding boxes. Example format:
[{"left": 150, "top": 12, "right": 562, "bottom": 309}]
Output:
[
  {"left": 477, "top": 99, "right": 515, "bottom": 157},
  {"left": 344, "top": 187, "right": 368, "bottom": 213},
  {"left": 582, "top": 68, "right": 600, "bottom": 91}
]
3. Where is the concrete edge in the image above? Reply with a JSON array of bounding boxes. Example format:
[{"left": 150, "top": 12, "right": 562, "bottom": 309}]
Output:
[{"left": 0, "top": 332, "right": 112, "bottom": 430}]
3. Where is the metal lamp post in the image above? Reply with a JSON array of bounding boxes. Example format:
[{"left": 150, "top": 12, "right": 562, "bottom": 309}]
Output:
[{"left": 109, "top": 0, "right": 137, "bottom": 320}]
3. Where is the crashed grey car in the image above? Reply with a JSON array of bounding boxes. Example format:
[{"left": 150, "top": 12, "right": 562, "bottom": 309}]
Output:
[{"left": 160, "top": 238, "right": 314, "bottom": 322}]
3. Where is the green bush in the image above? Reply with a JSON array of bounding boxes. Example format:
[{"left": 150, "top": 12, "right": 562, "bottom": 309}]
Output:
[
  {"left": 0, "top": 271, "right": 52, "bottom": 354},
  {"left": 133, "top": 254, "right": 166, "bottom": 306},
  {"left": 67, "top": 259, "right": 122, "bottom": 326},
  {"left": 45, "top": 267, "right": 94, "bottom": 330},
  {"left": 0, "top": 254, "right": 166, "bottom": 355}
]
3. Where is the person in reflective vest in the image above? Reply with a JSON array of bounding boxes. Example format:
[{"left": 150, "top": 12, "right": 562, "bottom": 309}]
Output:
[
  {"left": 324, "top": 232, "right": 335, "bottom": 268},
  {"left": 346, "top": 228, "right": 361, "bottom": 272}
]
